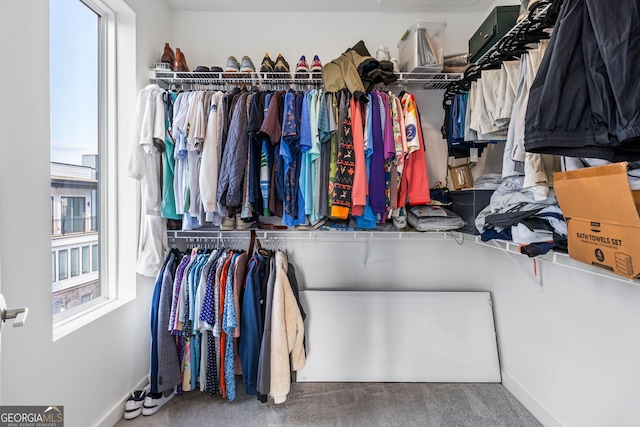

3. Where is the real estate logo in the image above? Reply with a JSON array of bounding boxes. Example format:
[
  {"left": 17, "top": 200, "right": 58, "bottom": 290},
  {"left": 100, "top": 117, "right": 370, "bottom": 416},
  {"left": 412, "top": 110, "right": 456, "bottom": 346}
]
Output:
[{"left": 0, "top": 406, "right": 63, "bottom": 427}]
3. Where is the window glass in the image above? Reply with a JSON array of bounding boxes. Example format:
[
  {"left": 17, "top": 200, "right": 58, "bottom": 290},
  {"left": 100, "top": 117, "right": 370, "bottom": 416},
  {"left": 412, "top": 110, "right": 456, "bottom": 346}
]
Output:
[
  {"left": 91, "top": 244, "right": 99, "bottom": 272},
  {"left": 70, "top": 248, "right": 80, "bottom": 277},
  {"left": 52, "top": 252, "right": 56, "bottom": 282},
  {"left": 58, "top": 250, "right": 68, "bottom": 281},
  {"left": 82, "top": 246, "right": 90, "bottom": 274},
  {"left": 50, "top": 0, "right": 102, "bottom": 315}
]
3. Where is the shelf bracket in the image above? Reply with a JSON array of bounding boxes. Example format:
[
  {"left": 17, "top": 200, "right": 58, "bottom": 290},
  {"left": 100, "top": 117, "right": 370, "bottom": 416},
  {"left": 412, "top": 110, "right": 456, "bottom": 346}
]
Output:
[
  {"left": 363, "top": 233, "right": 372, "bottom": 267},
  {"left": 491, "top": 241, "right": 543, "bottom": 289}
]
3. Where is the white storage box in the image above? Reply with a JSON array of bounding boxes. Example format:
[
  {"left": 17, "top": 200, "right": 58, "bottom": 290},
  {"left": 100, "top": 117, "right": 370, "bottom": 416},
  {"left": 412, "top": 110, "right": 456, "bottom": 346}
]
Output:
[{"left": 398, "top": 21, "right": 446, "bottom": 73}]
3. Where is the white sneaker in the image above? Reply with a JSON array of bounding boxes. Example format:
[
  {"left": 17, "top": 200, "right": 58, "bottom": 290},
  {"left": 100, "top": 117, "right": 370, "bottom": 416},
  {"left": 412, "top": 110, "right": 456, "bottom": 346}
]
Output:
[
  {"left": 220, "top": 215, "right": 236, "bottom": 231},
  {"left": 392, "top": 207, "right": 407, "bottom": 229},
  {"left": 123, "top": 390, "right": 146, "bottom": 420},
  {"left": 390, "top": 57, "right": 400, "bottom": 73},
  {"left": 235, "top": 213, "right": 255, "bottom": 230},
  {"left": 141, "top": 390, "right": 175, "bottom": 416}
]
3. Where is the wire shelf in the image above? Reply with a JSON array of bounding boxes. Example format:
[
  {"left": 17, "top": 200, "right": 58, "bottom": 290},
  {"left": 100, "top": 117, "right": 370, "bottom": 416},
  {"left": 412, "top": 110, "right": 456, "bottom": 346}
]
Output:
[{"left": 149, "top": 69, "right": 463, "bottom": 91}]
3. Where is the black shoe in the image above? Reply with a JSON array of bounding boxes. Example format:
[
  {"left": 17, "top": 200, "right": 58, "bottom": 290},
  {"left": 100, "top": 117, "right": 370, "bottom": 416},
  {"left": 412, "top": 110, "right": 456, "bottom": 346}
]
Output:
[
  {"left": 274, "top": 53, "right": 291, "bottom": 79},
  {"left": 260, "top": 52, "right": 275, "bottom": 78}
]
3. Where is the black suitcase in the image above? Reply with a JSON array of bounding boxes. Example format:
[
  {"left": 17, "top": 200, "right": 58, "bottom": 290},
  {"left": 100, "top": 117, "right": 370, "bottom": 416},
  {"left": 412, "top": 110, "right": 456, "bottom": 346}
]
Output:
[{"left": 468, "top": 5, "right": 520, "bottom": 63}]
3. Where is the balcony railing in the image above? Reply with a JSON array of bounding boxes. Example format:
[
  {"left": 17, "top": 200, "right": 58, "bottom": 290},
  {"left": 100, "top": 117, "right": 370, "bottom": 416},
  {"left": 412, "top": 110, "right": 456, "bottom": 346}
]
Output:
[{"left": 52, "top": 217, "right": 98, "bottom": 236}]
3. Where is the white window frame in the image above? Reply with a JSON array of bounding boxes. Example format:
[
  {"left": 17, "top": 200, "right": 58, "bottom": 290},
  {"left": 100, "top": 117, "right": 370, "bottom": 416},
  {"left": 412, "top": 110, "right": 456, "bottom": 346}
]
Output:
[{"left": 52, "top": 0, "right": 135, "bottom": 340}]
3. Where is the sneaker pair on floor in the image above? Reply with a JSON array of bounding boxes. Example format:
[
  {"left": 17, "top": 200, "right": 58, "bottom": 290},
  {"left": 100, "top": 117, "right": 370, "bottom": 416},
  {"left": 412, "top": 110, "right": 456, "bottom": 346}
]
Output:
[
  {"left": 225, "top": 55, "right": 255, "bottom": 73},
  {"left": 123, "top": 388, "right": 175, "bottom": 419}
]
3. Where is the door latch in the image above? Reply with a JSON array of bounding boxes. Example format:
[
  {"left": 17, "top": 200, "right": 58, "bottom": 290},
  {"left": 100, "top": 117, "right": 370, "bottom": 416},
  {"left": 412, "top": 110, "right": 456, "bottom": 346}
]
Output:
[{"left": 0, "top": 293, "right": 28, "bottom": 331}]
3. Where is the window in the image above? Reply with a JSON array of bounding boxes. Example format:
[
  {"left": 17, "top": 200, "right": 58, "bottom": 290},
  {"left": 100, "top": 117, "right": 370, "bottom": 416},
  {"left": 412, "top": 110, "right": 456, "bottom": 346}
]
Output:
[
  {"left": 58, "top": 250, "right": 68, "bottom": 281},
  {"left": 92, "top": 244, "right": 99, "bottom": 272},
  {"left": 82, "top": 246, "right": 90, "bottom": 274},
  {"left": 61, "top": 197, "right": 86, "bottom": 234},
  {"left": 52, "top": 252, "right": 57, "bottom": 282},
  {"left": 70, "top": 248, "right": 80, "bottom": 277},
  {"left": 50, "top": 0, "right": 104, "bottom": 317}
]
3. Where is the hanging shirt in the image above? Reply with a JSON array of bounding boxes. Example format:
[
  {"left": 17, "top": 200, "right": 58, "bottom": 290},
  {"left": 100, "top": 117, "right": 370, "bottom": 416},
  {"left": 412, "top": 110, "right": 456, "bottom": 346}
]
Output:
[
  {"left": 398, "top": 93, "right": 431, "bottom": 207},
  {"left": 222, "top": 253, "right": 239, "bottom": 401},
  {"left": 161, "top": 91, "right": 182, "bottom": 220},
  {"left": 369, "top": 92, "right": 387, "bottom": 214},
  {"left": 200, "top": 92, "right": 224, "bottom": 214},
  {"left": 128, "top": 84, "right": 168, "bottom": 277},
  {"left": 299, "top": 91, "right": 312, "bottom": 219},
  {"left": 309, "top": 89, "right": 323, "bottom": 223},
  {"left": 330, "top": 91, "right": 354, "bottom": 219},
  {"left": 350, "top": 96, "right": 367, "bottom": 216}
]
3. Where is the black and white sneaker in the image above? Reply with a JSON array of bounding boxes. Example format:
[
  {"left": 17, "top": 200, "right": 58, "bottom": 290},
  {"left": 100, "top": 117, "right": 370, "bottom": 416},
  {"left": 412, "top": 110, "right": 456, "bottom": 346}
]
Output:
[
  {"left": 141, "top": 389, "right": 175, "bottom": 416},
  {"left": 123, "top": 389, "right": 146, "bottom": 420}
]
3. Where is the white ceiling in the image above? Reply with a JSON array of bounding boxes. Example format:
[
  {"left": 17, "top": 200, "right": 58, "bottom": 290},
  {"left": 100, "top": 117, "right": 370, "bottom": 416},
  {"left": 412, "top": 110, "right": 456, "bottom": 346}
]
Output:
[{"left": 163, "top": 0, "right": 497, "bottom": 12}]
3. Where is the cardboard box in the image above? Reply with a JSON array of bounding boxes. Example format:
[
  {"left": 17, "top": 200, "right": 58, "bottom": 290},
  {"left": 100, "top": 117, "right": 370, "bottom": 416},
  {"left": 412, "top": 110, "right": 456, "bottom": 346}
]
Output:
[{"left": 553, "top": 162, "right": 640, "bottom": 279}]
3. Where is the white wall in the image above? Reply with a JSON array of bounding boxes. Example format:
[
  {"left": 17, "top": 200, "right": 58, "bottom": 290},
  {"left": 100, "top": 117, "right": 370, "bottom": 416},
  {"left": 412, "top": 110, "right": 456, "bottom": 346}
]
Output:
[
  {"left": 0, "top": 1, "right": 171, "bottom": 427},
  {"left": 171, "top": 10, "right": 488, "bottom": 71},
  {"left": 482, "top": 246, "right": 640, "bottom": 427}
]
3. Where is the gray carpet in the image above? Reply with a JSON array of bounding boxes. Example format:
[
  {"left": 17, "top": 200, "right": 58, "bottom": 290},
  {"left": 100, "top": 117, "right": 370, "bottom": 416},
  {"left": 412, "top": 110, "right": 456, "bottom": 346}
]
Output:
[{"left": 114, "top": 382, "right": 541, "bottom": 427}]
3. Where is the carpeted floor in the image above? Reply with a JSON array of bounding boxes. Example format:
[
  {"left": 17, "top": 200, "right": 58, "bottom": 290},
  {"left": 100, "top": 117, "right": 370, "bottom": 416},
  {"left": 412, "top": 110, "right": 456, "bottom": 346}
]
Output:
[{"left": 114, "top": 382, "right": 541, "bottom": 427}]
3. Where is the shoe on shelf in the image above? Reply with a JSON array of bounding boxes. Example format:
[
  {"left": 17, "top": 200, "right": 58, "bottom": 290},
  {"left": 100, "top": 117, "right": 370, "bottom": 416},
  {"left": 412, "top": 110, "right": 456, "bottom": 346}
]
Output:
[
  {"left": 174, "top": 48, "right": 189, "bottom": 72},
  {"left": 235, "top": 214, "right": 255, "bottom": 231},
  {"left": 375, "top": 45, "right": 391, "bottom": 62},
  {"left": 392, "top": 207, "right": 407, "bottom": 229},
  {"left": 240, "top": 55, "right": 255, "bottom": 73},
  {"left": 123, "top": 389, "right": 147, "bottom": 420},
  {"left": 225, "top": 56, "right": 240, "bottom": 73},
  {"left": 220, "top": 215, "right": 236, "bottom": 231},
  {"left": 310, "top": 55, "right": 322, "bottom": 73},
  {"left": 274, "top": 53, "right": 291, "bottom": 78},
  {"left": 390, "top": 57, "right": 400, "bottom": 73},
  {"left": 295, "top": 55, "right": 309, "bottom": 79},
  {"left": 279, "top": 53, "right": 290, "bottom": 70},
  {"left": 141, "top": 390, "right": 175, "bottom": 416},
  {"left": 260, "top": 52, "right": 275, "bottom": 72},
  {"left": 161, "top": 43, "right": 175, "bottom": 70}
]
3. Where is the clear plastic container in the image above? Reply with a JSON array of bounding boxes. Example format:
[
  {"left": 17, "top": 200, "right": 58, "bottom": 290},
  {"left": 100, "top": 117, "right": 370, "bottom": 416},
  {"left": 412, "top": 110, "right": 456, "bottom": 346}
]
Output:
[{"left": 397, "top": 21, "right": 446, "bottom": 73}]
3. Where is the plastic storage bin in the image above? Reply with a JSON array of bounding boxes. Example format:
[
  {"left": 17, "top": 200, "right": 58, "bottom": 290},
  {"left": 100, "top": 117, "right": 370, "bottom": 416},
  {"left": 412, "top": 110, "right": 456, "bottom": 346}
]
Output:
[
  {"left": 398, "top": 21, "right": 446, "bottom": 73},
  {"left": 448, "top": 189, "right": 495, "bottom": 235}
]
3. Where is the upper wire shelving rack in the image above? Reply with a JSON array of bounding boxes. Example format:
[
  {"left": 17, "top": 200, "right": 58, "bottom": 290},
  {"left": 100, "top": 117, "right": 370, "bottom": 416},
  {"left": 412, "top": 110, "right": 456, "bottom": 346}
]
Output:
[
  {"left": 149, "top": 69, "right": 463, "bottom": 91},
  {"left": 472, "top": 1, "right": 553, "bottom": 66}
]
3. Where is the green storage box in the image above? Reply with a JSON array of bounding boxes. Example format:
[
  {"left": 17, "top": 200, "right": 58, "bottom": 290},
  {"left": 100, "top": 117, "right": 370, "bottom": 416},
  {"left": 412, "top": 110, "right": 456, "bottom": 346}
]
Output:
[{"left": 468, "top": 5, "right": 520, "bottom": 64}]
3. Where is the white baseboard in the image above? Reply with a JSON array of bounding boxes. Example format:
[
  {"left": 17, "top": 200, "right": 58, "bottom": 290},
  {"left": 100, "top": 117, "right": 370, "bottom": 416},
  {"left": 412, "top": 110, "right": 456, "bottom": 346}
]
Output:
[
  {"left": 501, "top": 370, "right": 563, "bottom": 427},
  {"left": 96, "top": 376, "right": 149, "bottom": 427}
]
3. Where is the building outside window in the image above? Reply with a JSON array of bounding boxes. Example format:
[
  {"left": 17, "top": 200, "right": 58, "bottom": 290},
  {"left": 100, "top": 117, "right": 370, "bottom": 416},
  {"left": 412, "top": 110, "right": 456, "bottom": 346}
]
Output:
[{"left": 61, "top": 196, "right": 86, "bottom": 234}]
